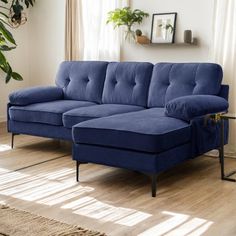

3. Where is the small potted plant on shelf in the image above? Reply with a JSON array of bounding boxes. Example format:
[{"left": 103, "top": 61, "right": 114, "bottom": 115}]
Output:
[
  {"left": 135, "top": 29, "right": 150, "bottom": 44},
  {"left": 107, "top": 7, "right": 149, "bottom": 43}
]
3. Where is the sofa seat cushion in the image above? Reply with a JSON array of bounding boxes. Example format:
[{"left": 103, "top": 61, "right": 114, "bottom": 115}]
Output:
[
  {"left": 63, "top": 104, "right": 144, "bottom": 128},
  {"left": 73, "top": 108, "right": 191, "bottom": 153},
  {"left": 9, "top": 100, "right": 95, "bottom": 126}
]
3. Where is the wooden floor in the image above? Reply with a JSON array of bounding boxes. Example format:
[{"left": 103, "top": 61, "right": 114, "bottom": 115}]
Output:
[{"left": 1, "top": 126, "right": 236, "bottom": 236}]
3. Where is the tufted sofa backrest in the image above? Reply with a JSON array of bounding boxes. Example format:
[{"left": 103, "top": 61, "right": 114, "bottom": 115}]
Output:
[
  {"left": 102, "top": 62, "right": 153, "bottom": 107},
  {"left": 148, "top": 63, "right": 223, "bottom": 108},
  {"left": 55, "top": 61, "right": 224, "bottom": 108},
  {"left": 56, "top": 61, "right": 108, "bottom": 103}
]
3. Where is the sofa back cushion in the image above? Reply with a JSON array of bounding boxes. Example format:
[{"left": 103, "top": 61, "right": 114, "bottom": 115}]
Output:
[
  {"left": 148, "top": 63, "right": 223, "bottom": 108},
  {"left": 102, "top": 62, "right": 153, "bottom": 107},
  {"left": 56, "top": 61, "right": 108, "bottom": 103}
]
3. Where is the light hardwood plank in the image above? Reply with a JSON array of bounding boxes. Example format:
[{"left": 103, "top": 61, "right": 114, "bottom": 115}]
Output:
[{"left": 0, "top": 122, "right": 7, "bottom": 134}]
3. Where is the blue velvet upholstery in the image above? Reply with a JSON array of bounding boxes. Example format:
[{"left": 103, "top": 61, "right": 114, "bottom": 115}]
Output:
[
  {"left": 102, "top": 62, "right": 153, "bottom": 107},
  {"left": 148, "top": 63, "right": 223, "bottom": 107},
  {"left": 9, "top": 120, "right": 72, "bottom": 140},
  {"left": 9, "top": 86, "right": 63, "bottom": 106},
  {"left": 191, "top": 117, "right": 228, "bottom": 157},
  {"left": 165, "top": 95, "right": 229, "bottom": 121},
  {"left": 9, "top": 100, "right": 95, "bottom": 126},
  {"left": 73, "top": 143, "right": 192, "bottom": 173},
  {"left": 73, "top": 108, "right": 191, "bottom": 153},
  {"left": 63, "top": 104, "right": 144, "bottom": 128},
  {"left": 56, "top": 61, "right": 108, "bottom": 103},
  {"left": 219, "top": 85, "right": 229, "bottom": 100}
]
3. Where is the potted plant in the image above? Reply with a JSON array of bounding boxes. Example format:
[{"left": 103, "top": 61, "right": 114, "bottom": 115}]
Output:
[
  {"left": 107, "top": 7, "right": 149, "bottom": 43},
  {"left": 135, "top": 29, "right": 150, "bottom": 44},
  {"left": 0, "top": 0, "right": 35, "bottom": 83}
]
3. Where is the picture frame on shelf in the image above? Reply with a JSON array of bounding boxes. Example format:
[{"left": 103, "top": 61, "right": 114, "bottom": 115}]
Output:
[{"left": 150, "top": 12, "right": 177, "bottom": 44}]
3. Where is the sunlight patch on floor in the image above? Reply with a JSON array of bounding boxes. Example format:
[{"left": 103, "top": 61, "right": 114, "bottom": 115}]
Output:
[
  {"left": 138, "top": 211, "right": 213, "bottom": 236},
  {"left": 62, "top": 196, "right": 152, "bottom": 226},
  {"left": 0, "top": 145, "right": 11, "bottom": 152},
  {"left": 0, "top": 167, "right": 151, "bottom": 227},
  {"left": 0, "top": 167, "right": 213, "bottom": 232},
  {"left": 0, "top": 167, "right": 10, "bottom": 175},
  {"left": 0, "top": 200, "right": 6, "bottom": 205},
  {"left": 0, "top": 167, "right": 93, "bottom": 202},
  {"left": 37, "top": 186, "right": 94, "bottom": 205},
  {"left": 187, "top": 222, "right": 213, "bottom": 236},
  {"left": 39, "top": 168, "right": 75, "bottom": 180},
  {"left": 0, "top": 171, "right": 29, "bottom": 186}
]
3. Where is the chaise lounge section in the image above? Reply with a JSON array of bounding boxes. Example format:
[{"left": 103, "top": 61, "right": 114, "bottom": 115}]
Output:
[{"left": 8, "top": 61, "right": 229, "bottom": 197}]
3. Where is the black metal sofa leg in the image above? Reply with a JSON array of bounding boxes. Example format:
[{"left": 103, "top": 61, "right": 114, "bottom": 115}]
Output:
[
  {"left": 151, "top": 174, "right": 157, "bottom": 197},
  {"left": 76, "top": 161, "right": 80, "bottom": 182},
  {"left": 11, "top": 133, "right": 16, "bottom": 149},
  {"left": 11, "top": 133, "right": 20, "bottom": 149},
  {"left": 218, "top": 148, "right": 222, "bottom": 164},
  {"left": 76, "top": 161, "right": 88, "bottom": 182}
]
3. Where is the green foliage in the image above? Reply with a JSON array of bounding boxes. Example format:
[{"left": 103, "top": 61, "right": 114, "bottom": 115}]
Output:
[
  {"left": 0, "top": 0, "right": 35, "bottom": 83},
  {"left": 159, "top": 23, "right": 174, "bottom": 33},
  {"left": 107, "top": 7, "right": 149, "bottom": 30}
]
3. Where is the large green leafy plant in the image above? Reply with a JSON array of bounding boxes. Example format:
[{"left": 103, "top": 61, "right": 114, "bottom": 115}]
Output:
[
  {"left": 107, "top": 7, "right": 149, "bottom": 42},
  {"left": 0, "top": 0, "right": 35, "bottom": 83}
]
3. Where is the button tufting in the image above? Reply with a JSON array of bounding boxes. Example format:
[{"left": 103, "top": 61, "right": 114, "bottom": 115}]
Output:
[{"left": 66, "top": 78, "right": 71, "bottom": 84}]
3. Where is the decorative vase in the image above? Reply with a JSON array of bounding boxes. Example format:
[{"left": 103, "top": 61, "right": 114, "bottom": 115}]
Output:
[
  {"left": 184, "top": 30, "right": 192, "bottom": 43},
  {"left": 124, "top": 26, "right": 136, "bottom": 43}
]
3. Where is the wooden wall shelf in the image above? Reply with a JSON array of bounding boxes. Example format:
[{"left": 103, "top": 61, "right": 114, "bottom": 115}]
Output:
[{"left": 136, "top": 36, "right": 198, "bottom": 46}]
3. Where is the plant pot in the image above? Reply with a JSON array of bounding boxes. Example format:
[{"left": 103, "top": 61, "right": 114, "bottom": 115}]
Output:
[{"left": 136, "top": 36, "right": 150, "bottom": 44}]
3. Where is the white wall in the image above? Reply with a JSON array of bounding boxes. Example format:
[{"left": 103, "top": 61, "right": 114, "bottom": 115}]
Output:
[
  {"left": 122, "top": 0, "right": 214, "bottom": 62},
  {"left": 0, "top": 0, "right": 65, "bottom": 122},
  {"left": 28, "top": 0, "right": 65, "bottom": 86},
  {"left": 0, "top": 24, "right": 30, "bottom": 122}
]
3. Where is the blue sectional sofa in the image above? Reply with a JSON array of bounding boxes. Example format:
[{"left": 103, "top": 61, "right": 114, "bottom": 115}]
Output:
[{"left": 8, "top": 61, "right": 229, "bottom": 197}]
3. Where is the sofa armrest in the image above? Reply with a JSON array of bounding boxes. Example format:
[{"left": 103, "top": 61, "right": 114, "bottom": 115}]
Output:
[
  {"left": 9, "top": 86, "right": 64, "bottom": 106},
  {"left": 165, "top": 95, "right": 229, "bottom": 121}
]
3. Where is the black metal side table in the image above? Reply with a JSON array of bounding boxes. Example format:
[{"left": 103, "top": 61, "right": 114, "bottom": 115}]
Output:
[{"left": 219, "top": 113, "right": 236, "bottom": 182}]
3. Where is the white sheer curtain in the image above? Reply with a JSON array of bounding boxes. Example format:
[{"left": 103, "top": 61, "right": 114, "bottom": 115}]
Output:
[
  {"left": 211, "top": 0, "right": 236, "bottom": 113},
  {"left": 211, "top": 0, "right": 236, "bottom": 149},
  {"left": 80, "top": 0, "right": 128, "bottom": 61}
]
